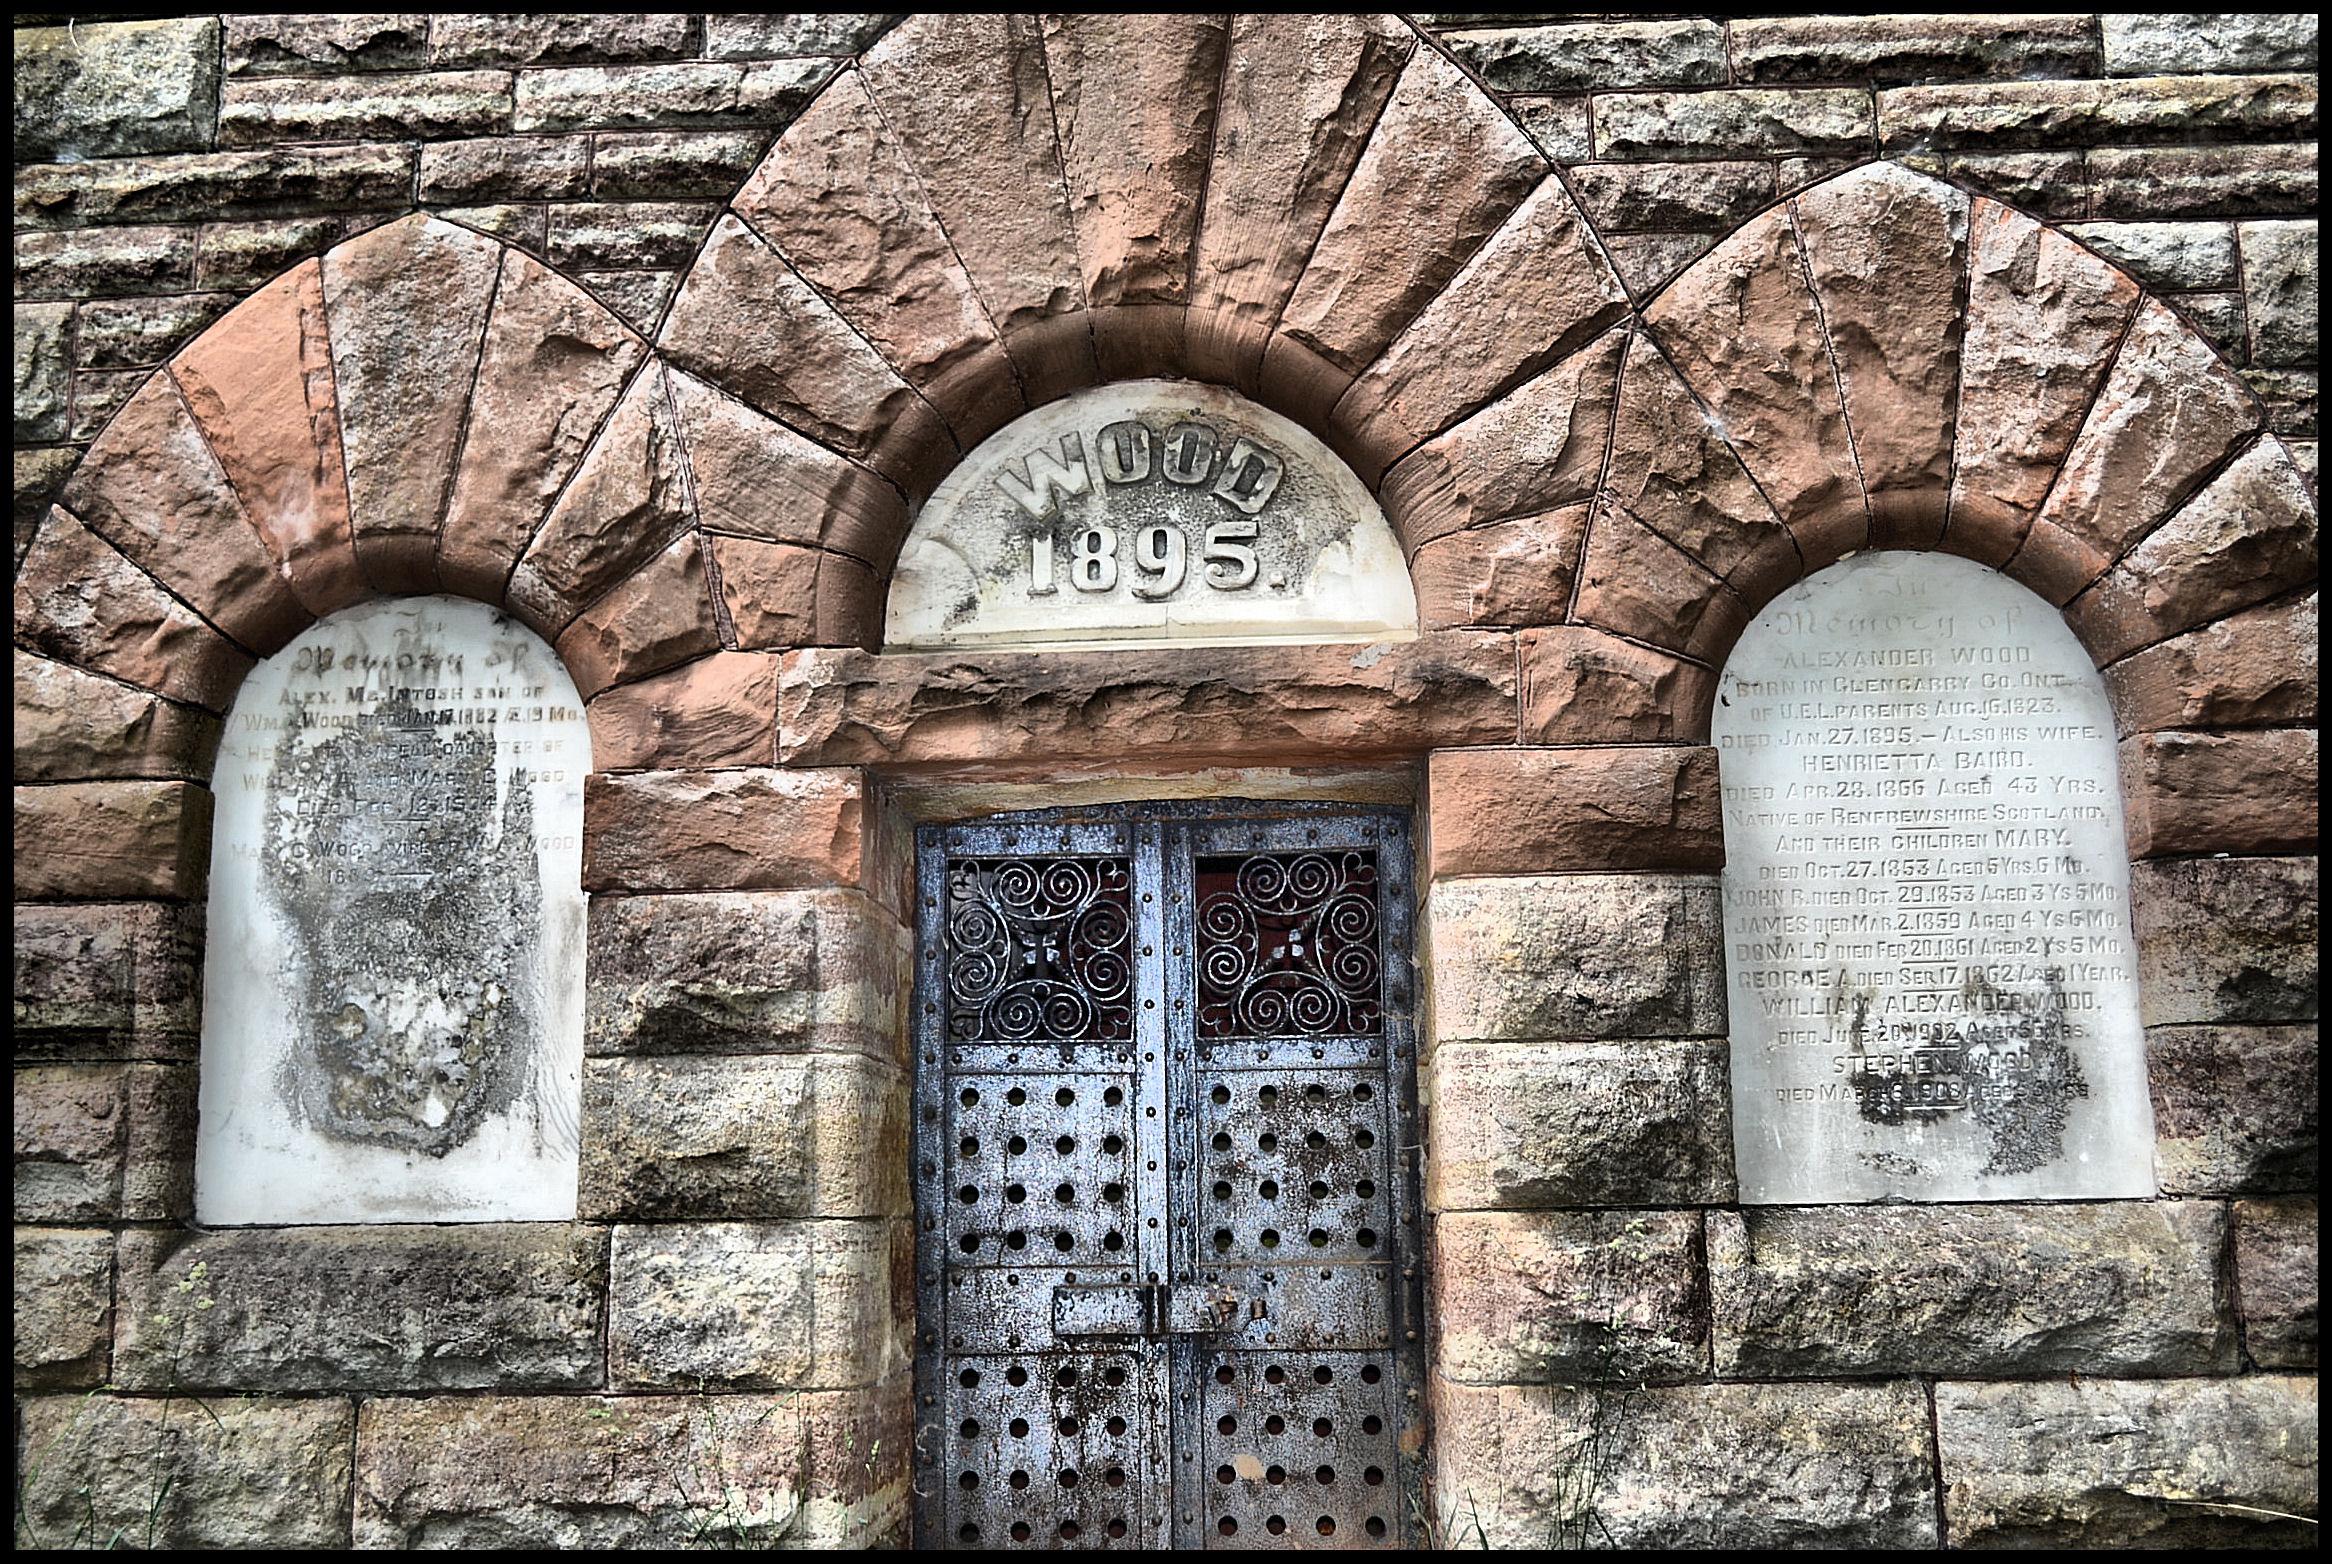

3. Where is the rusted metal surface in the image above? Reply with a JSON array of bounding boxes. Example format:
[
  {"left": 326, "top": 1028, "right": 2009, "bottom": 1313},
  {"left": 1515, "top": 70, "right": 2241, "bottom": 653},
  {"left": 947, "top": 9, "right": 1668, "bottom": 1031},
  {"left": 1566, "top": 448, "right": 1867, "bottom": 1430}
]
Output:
[{"left": 913, "top": 804, "right": 1423, "bottom": 1551}]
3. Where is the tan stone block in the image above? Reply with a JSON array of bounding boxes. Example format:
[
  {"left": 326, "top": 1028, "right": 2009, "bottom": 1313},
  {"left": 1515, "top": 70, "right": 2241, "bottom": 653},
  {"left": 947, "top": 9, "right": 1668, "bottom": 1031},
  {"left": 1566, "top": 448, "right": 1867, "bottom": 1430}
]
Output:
[
  {"left": 583, "top": 766, "right": 874, "bottom": 894},
  {"left": 1410, "top": 504, "right": 1584, "bottom": 630},
  {"left": 857, "top": 16, "right": 1093, "bottom": 402},
  {"left": 1427, "top": 874, "right": 1726, "bottom": 1046},
  {"left": 13, "top": 1227, "right": 113, "bottom": 1390},
  {"left": 2106, "top": 589, "right": 2316, "bottom": 733},
  {"left": 795, "top": 1380, "right": 914, "bottom": 1547},
  {"left": 2235, "top": 1196, "right": 2317, "bottom": 1368},
  {"left": 2121, "top": 728, "right": 2317, "bottom": 858},
  {"left": 733, "top": 70, "right": 1018, "bottom": 445},
  {"left": 18, "top": 1394, "right": 354, "bottom": 1548},
  {"left": 354, "top": 1393, "right": 809, "bottom": 1547},
  {"left": 1184, "top": 14, "right": 1412, "bottom": 388},
  {"left": 2131, "top": 856, "right": 2318, "bottom": 1027},
  {"left": 658, "top": 212, "right": 955, "bottom": 500},
  {"left": 14, "top": 779, "right": 211, "bottom": 901},
  {"left": 1601, "top": 328, "right": 1793, "bottom": 582},
  {"left": 13, "top": 508, "right": 254, "bottom": 712},
  {"left": 1647, "top": 205, "right": 1864, "bottom": 532},
  {"left": 14, "top": 1064, "right": 127, "bottom": 1221},
  {"left": 13, "top": 901, "right": 203, "bottom": 1059},
  {"left": 12, "top": 650, "right": 220, "bottom": 782},
  {"left": 1572, "top": 502, "right": 1747, "bottom": 657},
  {"left": 1276, "top": 45, "right": 1543, "bottom": 384},
  {"left": 1428, "top": 746, "right": 1720, "bottom": 878},
  {"left": 1434, "top": 1210, "right": 1706, "bottom": 1384},
  {"left": 586, "top": 651, "right": 777, "bottom": 772},
  {"left": 666, "top": 365, "right": 906, "bottom": 563},
  {"left": 438, "top": 250, "right": 647, "bottom": 598},
  {"left": 2148, "top": 1022, "right": 2317, "bottom": 1195},
  {"left": 167, "top": 259, "right": 367, "bottom": 612},
  {"left": 1429, "top": 1039, "right": 1734, "bottom": 1209},
  {"left": 552, "top": 530, "right": 722, "bottom": 698},
  {"left": 776, "top": 636, "right": 1520, "bottom": 769},
  {"left": 1518, "top": 625, "right": 1716, "bottom": 744},
  {"left": 1335, "top": 174, "right": 1628, "bottom": 479},
  {"left": 60, "top": 372, "right": 311, "bottom": 655}
]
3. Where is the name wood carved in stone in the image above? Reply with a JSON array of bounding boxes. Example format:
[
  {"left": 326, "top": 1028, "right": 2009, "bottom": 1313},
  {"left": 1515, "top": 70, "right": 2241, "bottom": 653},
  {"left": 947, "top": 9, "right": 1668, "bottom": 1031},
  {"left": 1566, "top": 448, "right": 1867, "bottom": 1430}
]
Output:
[
  {"left": 1714, "top": 553, "right": 2155, "bottom": 1204},
  {"left": 195, "top": 597, "right": 587, "bottom": 1223}
]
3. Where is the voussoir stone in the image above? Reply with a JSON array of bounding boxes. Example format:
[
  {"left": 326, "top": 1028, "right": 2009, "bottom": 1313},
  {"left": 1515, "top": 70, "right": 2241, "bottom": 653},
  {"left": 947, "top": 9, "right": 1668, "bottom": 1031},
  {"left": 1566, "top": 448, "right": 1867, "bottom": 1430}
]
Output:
[
  {"left": 2131, "top": 856, "right": 2321, "bottom": 1026},
  {"left": 1430, "top": 1039, "right": 1735, "bottom": 1208},
  {"left": 1427, "top": 874, "right": 1725, "bottom": 1046},
  {"left": 2148, "top": 1022, "right": 2318, "bottom": 1195},
  {"left": 354, "top": 1393, "right": 811, "bottom": 1548},
  {"left": 17, "top": 1394, "right": 354, "bottom": 1549},
  {"left": 1436, "top": 1378, "right": 1936, "bottom": 1549},
  {"left": 580, "top": 1053, "right": 907, "bottom": 1220},
  {"left": 584, "top": 767, "right": 875, "bottom": 894},
  {"left": 2235, "top": 1196, "right": 2317, "bottom": 1369},
  {"left": 552, "top": 530, "right": 723, "bottom": 697},
  {"left": 1937, "top": 1375, "right": 2318, "bottom": 1548},
  {"left": 1572, "top": 502, "right": 1748, "bottom": 658},
  {"left": 508, "top": 365, "right": 693, "bottom": 634},
  {"left": 587, "top": 888, "right": 905, "bottom": 1058},
  {"left": 1428, "top": 746, "right": 1721, "bottom": 877},
  {"left": 667, "top": 364, "right": 906, "bottom": 563},
  {"left": 1410, "top": 504, "right": 1587, "bottom": 630},
  {"left": 13, "top": 508, "right": 254, "bottom": 712},
  {"left": 2106, "top": 589, "right": 2317, "bottom": 733},
  {"left": 12, "top": 1227, "right": 114, "bottom": 1390},
  {"left": 609, "top": 1220, "right": 905, "bottom": 1391},
  {"left": 1602, "top": 328, "right": 1793, "bottom": 584},
  {"left": 1711, "top": 1202, "right": 2235, "bottom": 1378},
  {"left": 13, "top": 649, "right": 219, "bottom": 783},
  {"left": 1518, "top": 625, "right": 1716, "bottom": 744},
  {"left": 111, "top": 1224, "right": 607, "bottom": 1393},
  {"left": 13, "top": 901, "right": 202, "bottom": 1058},
  {"left": 1434, "top": 1210, "right": 1708, "bottom": 1384}
]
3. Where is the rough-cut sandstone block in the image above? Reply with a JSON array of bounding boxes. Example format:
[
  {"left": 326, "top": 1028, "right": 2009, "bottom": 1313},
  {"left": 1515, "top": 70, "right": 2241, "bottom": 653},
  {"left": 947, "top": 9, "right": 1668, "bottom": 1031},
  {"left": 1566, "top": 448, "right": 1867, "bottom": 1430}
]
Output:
[
  {"left": 1335, "top": 175, "right": 1628, "bottom": 477},
  {"left": 419, "top": 133, "right": 589, "bottom": 201},
  {"left": 1381, "top": 326, "right": 1626, "bottom": 548},
  {"left": 667, "top": 361, "right": 904, "bottom": 564},
  {"left": 13, "top": 901, "right": 202, "bottom": 1059},
  {"left": 2088, "top": 142, "right": 2318, "bottom": 221},
  {"left": 224, "top": 15, "right": 429, "bottom": 75},
  {"left": 583, "top": 767, "right": 874, "bottom": 894},
  {"left": 355, "top": 1393, "right": 813, "bottom": 1548},
  {"left": 2236, "top": 1197, "right": 2317, "bottom": 1369},
  {"left": 12, "top": 509, "right": 253, "bottom": 711},
  {"left": 704, "top": 15, "right": 899, "bottom": 59},
  {"left": 1410, "top": 504, "right": 1586, "bottom": 630},
  {"left": 513, "top": 57, "right": 834, "bottom": 134},
  {"left": 1793, "top": 164, "right": 1968, "bottom": 536},
  {"left": 319, "top": 216, "right": 503, "bottom": 588},
  {"left": 431, "top": 13, "right": 691, "bottom": 67},
  {"left": 438, "top": 252, "right": 647, "bottom": 598},
  {"left": 778, "top": 636, "right": 1520, "bottom": 769},
  {"left": 589, "top": 130, "right": 763, "bottom": 198},
  {"left": 1572, "top": 502, "right": 1748, "bottom": 658},
  {"left": 2101, "top": 13, "right": 2318, "bottom": 74},
  {"left": 609, "top": 1220, "right": 904, "bottom": 1390},
  {"left": 17, "top": 227, "right": 200, "bottom": 303},
  {"left": 1519, "top": 624, "right": 1716, "bottom": 744},
  {"left": 1711, "top": 1203, "right": 2234, "bottom": 1378},
  {"left": 14, "top": 1062, "right": 188, "bottom": 1223},
  {"left": 2121, "top": 728, "right": 2317, "bottom": 859},
  {"left": 1601, "top": 328, "right": 1792, "bottom": 584},
  {"left": 1428, "top": 746, "right": 1720, "bottom": 878},
  {"left": 857, "top": 16, "right": 1092, "bottom": 399},
  {"left": 2027, "top": 297, "right": 2261, "bottom": 595},
  {"left": 13, "top": 1227, "right": 113, "bottom": 1390},
  {"left": 13, "top": 18, "right": 220, "bottom": 160},
  {"left": 1648, "top": 207, "right": 1863, "bottom": 537},
  {"left": 581, "top": 1054, "right": 907, "bottom": 1221},
  {"left": 1595, "top": 87, "right": 1874, "bottom": 160},
  {"left": 1434, "top": 1210, "right": 1707, "bottom": 1383},
  {"left": 1427, "top": 875, "right": 1726, "bottom": 1046},
  {"left": 14, "top": 302, "right": 72, "bottom": 441},
  {"left": 706, "top": 534, "right": 818, "bottom": 651},
  {"left": 1276, "top": 44, "right": 1544, "bottom": 379},
  {"left": 1569, "top": 160, "right": 1772, "bottom": 235},
  {"left": 586, "top": 653, "right": 777, "bottom": 772},
  {"left": 17, "top": 1394, "right": 354, "bottom": 1549},
  {"left": 112, "top": 1225, "right": 607, "bottom": 1393},
  {"left": 508, "top": 366, "right": 694, "bottom": 634},
  {"left": 13, "top": 651, "right": 219, "bottom": 783},
  {"left": 1449, "top": 20, "right": 1723, "bottom": 92},
  {"left": 1878, "top": 73, "right": 2317, "bottom": 154},
  {"left": 587, "top": 889, "right": 905, "bottom": 1058},
  {"left": 2106, "top": 589, "right": 2317, "bottom": 733},
  {"left": 659, "top": 212, "right": 954, "bottom": 500},
  {"left": 66, "top": 372, "right": 316, "bottom": 652},
  {"left": 1430, "top": 1040, "right": 1734, "bottom": 1210},
  {"left": 1435, "top": 1378, "right": 1935, "bottom": 1548},
  {"left": 14, "top": 780, "right": 211, "bottom": 902},
  {"left": 71, "top": 369, "right": 150, "bottom": 443},
  {"left": 1185, "top": 14, "right": 1412, "bottom": 386},
  {"left": 2070, "top": 437, "right": 2318, "bottom": 663},
  {"left": 2131, "top": 856, "right": 2321, "bottom": 1026},
  {"left": 1731, "top": 14, "right": 2098, "bottom": 83},
  {"left": 165, "top": 261, "right": 365, "bottom": 615},
  {"left": 552, "top": 530, "right": 723, "bottom": 697},
  {"left": 221, "top": 69, "right": 511, "bottom": 146},
  {"left": 2148, "top": 1023, "right": 2318, "bottom": 1195},
  {"left": 2241, "top": 219, "right": 2318, "bottom": 368},
  {"left": 2064, "top": 219, "right": 2238, "bottom": 293},
  {"left": 1937, "top": 1375, "right": 2318, "bottom": 1548},
  {"left": 15, "top": 144, "right": 414, "bottom": 231}
]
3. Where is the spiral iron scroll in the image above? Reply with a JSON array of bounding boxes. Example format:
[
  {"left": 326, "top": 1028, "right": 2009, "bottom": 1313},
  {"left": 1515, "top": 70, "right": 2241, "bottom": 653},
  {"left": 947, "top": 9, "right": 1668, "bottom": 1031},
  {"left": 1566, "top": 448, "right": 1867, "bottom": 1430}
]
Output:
[
  {"left": 945, "top": 856, "right": 1134, "bottom": 1043},
  {"left": 1197, "top": 850, "right": 1382, "bottom": 1038}
]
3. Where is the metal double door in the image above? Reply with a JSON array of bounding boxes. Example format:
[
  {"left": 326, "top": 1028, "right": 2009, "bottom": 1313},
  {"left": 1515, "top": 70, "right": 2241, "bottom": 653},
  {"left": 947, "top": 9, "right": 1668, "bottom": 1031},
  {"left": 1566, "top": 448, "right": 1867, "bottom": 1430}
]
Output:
[{"left": 912, "top": 804, "right": 1424, "bottom": 1550}]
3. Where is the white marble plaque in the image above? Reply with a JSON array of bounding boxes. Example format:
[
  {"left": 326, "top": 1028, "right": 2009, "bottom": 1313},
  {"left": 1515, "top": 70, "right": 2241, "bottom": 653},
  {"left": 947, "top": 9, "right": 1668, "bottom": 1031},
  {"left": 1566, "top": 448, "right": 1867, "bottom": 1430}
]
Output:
[
  {"left": 1714, "top": 553, "right": 2155, "bottom": 1204},
  {"left": 196, "top": 597, "right": 587, "bottom": 1224},
  {"left": 885, "top": 379, "right": 1417, "bottom": 650}
]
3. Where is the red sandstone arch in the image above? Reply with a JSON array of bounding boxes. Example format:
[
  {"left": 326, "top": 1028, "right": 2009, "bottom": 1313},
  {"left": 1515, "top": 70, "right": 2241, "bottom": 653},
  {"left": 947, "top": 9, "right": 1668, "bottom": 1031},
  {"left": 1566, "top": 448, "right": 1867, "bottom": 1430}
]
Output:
[{"left": 15, "top": 15, "right": 2313, "bottom": 806}]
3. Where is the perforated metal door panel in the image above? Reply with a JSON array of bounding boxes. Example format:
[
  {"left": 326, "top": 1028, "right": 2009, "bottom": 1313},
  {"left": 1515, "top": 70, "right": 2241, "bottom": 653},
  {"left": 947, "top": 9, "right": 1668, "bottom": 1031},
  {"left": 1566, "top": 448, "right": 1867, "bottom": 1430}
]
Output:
[{"left": 913, "top": 805, "right": 1424, "bottom": 1551}]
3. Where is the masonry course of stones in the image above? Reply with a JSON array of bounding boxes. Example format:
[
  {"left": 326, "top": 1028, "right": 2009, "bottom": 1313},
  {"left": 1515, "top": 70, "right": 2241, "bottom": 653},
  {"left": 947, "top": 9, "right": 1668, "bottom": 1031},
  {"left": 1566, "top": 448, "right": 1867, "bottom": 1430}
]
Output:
[{"left": 13, "top": 11, "right": 2320, "bottom": 1551}]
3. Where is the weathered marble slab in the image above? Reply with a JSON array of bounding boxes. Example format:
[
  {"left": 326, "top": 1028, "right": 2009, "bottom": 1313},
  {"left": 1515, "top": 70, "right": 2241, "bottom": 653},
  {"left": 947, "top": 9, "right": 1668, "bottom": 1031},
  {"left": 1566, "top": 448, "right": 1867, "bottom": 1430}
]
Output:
[
  {"left": 196, "top": 597, "right": 587, "bottom": 1223},
  {"left": 885, "top": 379, "right": 1416, "bottom": 650},
  {"left": 1713, "top": 553, "right": 2154, "bottom": 1203}
]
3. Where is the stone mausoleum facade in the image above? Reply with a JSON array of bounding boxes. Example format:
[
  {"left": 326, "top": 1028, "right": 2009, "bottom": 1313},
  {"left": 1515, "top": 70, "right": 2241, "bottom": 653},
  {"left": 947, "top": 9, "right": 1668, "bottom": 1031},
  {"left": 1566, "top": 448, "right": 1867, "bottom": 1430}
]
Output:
[{"left": 12, "top": 11, "right": 2320, "bottom": 1550}]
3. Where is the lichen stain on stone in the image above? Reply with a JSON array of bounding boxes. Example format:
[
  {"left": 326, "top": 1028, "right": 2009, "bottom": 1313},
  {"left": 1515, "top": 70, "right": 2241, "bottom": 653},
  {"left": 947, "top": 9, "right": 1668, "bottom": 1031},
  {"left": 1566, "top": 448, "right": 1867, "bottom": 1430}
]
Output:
[{"left": 262, "top": 694, "right": 538, "bottom": 1157}]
